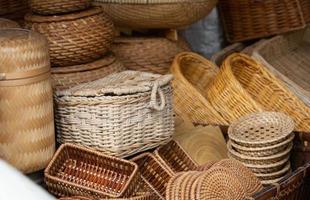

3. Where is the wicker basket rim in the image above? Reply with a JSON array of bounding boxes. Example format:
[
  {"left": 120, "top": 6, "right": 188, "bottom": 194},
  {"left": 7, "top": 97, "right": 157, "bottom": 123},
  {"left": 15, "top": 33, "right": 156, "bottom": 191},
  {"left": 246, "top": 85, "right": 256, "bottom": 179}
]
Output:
[
  {"left": 25, "top": 7, "right": 102, "bottom": 23},
  {"left": 261, "top": 175, "right": 288, "bottom": 185},
  {"left": 229, "top": 156, "right": 290, "bottom": 169},
  {"left": 94, "top": 0, "right": 211, "bottom": 4},
  {"left": 255, "top": 162, "right": 291, "bottom": 178},
  {"left": 114, "top": 37, "right": 173, "bottom": 44}
]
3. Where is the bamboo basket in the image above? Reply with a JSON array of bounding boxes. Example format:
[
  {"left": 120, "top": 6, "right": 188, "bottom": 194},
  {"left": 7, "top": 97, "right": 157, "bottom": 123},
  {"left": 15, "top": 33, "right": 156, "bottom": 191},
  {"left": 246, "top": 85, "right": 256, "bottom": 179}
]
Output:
[
  {"left": 218, "top": 0, "right": 306, "bottom": 42},
  {"left": 30, "top": 0, "right": 92, "bottom": 15},
  {"left": 171, "top": 52, "right": 228, "bottom": 126},
  {"left": 45, "top": 144, "right": 139, "bottom": 198},
  {"left": 206, "top": 53, "right": 310, "bottom": 132},
  {"left": 112, "top": 37, "right": 190, "bottom": 74},
  {"left": 0, "top": 18, "right": 20, "bottom": 29},
  {"left": 253, "top": 28, "right": 310, "bottom": 107},
  {"left": 55, "top": 71, "right": 174, "bottom": 158},
  {"left": 0, "top": 29, "right": 55, "bottom": 173},
  {"left": 93, "top": 0, "right": 218, "bottom": 29},
  {"left": 51, "top": 53, "right": 126, "bottom": 91},
  {"left": 25, "top": 8, "right": 114, "bottom": 67}
]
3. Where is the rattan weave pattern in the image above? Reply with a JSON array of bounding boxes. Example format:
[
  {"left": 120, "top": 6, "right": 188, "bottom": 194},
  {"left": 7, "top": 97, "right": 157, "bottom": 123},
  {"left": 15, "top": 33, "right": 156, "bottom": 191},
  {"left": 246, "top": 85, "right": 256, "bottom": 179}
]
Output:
[
  {"left": 0, "top": 0, "right": 27, "bottom": 16},
  {"left": 300, "top": 0, "right": 310, "bottom": 23}
]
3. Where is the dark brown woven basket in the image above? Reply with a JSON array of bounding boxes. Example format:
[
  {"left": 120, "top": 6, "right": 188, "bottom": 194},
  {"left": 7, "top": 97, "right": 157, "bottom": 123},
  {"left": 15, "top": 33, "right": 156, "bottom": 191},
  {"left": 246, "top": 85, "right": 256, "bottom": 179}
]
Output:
[
  {"left": 300, "top": 0, "right": 310, "bottom": 24},
  {"left": 218, "top": 0, "right": 306, "bottom": 42},
  {"left": 112, "top": 37, "right": 190, "bottom": 74},
  {"left": 51, "top": 53, "right": 126, "bottom": 90},
  {"left": 45, "top": 143, "right": 139, "bottom": 199},
  {"left": 0, "top": 0, "right": 27, "bottom": 16},
  {"left": 25, "top": 8, "right": 114, "bottom": 67},
  {"left": 30, "top": 0, "right": 92, "bottom": 15}
]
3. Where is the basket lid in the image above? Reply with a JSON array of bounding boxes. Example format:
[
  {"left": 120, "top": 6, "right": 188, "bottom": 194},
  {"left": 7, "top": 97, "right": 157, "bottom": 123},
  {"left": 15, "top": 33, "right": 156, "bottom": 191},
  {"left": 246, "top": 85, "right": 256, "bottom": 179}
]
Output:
[{"left": 0, "top": 29, "right": 50, "bottom": 80}]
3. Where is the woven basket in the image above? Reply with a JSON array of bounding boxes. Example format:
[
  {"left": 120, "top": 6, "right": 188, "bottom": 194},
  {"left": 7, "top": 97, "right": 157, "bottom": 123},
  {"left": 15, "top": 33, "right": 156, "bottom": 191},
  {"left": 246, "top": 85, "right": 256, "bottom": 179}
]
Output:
[
  {"left": 51, "top": 54, "right": 126, "bottom": 91},
  {"left": 300, "top": 0, "right": 310, "bottom": 24},
  {"left": 0, "top": 0, "right": 27, "bottom": 16},
  {"left": 0, "top": 29, "right": 55, "bottom": 173},
  {"left": 207, "top": 53, "right": 310, "bottom": 132},
  {"left": 255, "top": 163, "right": 291, "bottom": 181},
  {"left": 30, "top": 0, "right": 92, "bottom": 15},
  {"left": 59, "top": 193, "right": 154, "bottom": 200},
  {"left": 0, "top": 18, "right": 20, "bottom": 29},
  {"left": 218, "top": 0, "right": 306, "bottom": 42},
  {"left": 253, "top": 28, "right": 310, "bottom": 107},
  {"left": 45, "top": 143, "right": 139, "bottom": 198},
  {"left": 171, "top": 52, "right": 228, "bottom": 126},
  {"left": 93, "top": 0, "right": 217, "bottom": 29},
  {"left": 25, "top": 8, "right": 114, "bottom": 67},
  {"left": 112, "top": 37, "right": 190, "bottom": 74},
  {"left": 55, "top": 71, "right": 174, "bottom": 158}
]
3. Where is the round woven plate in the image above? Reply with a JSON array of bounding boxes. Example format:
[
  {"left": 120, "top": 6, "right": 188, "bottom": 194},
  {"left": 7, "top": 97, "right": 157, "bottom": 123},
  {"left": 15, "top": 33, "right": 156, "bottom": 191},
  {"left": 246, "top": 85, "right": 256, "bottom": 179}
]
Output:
[
  {"left": 228, "top": 112, "right": 294, "bottom": 147},
  {"left": 255, "top": 162, "right": 291, "bottom": 180},
  {"left": 166, "top": 172, "right": 185, "bottom": 200},
  {"left": 197, "top": 160, "right": 217, "bottom": 171},
  {"left": 182, "top": 172, "right": 202, "bottom": 200},
  {"left": 261, "top": 172, "right": 291, "bottom": 185}
]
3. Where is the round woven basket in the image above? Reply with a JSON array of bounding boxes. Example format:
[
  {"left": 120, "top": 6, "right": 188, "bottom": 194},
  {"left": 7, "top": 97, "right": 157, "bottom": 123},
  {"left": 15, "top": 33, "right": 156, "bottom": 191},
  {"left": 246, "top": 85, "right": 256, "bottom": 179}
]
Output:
[
  {"left": 51, "top": 53, "right": 126, "bottom": 91},
  {"left": 0, "top": 29, "right": 55, "bottom": 173},
  {"left": 249, "top": 159, "right": 290, "bottom": 174},
  {"left": 30, "top": 0, "right": 92, "bottom": 15},
  {"left": 0, "top": 18, "right": 20, "bottom": 29},
  {"left": 255, "top": 162, "right": 291, "bottom": 181},
  {"left": 25, "top": 8, "right": 114, "bottom": 67},
  {"left": 112, "top": 37, "right": 190, "bottom": 74},
  {"left": 94, "top": 0, "right": 218, "bottom": 29}
]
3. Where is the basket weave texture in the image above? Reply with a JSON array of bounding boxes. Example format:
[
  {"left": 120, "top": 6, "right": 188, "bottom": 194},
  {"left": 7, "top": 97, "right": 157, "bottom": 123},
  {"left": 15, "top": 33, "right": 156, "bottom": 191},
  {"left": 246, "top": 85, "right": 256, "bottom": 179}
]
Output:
[
  {"left": 0, "top": 0, "right": 27, "bottom": 16},
  {"left": 206, "top": 53, "right": 310, "bottom": 132},
  {"left": 45, "top": 144, "right": 139, "bottom": 198},
  {"left": 94, "top": 0, "right": 217, "bottom": 29},
  {"left": 300, "top": 0, "right": 310, "bottom": 24},
  {"left": 51, "top": 54, "right": 126, "bottom": 91},
  {"left": 0, "top": 29, "right": 55, "bottom": 173},
  {"left": 0, "top": 18, "right": 20, "bottom": 29},
  {"left": 30, "top": 0, "right": 92, "bottom": 15},
  {"left": 218, "top": 0, "right": 306, "bottom": 42},
  {"left": 25, "top": 8, "right": 114, "bottom": 67},
  {"left": 55, "top": 71, "right": 174, "bottom": 158},
  {"left": 112, "top": 37, "right": 190, "bottom": 74}
]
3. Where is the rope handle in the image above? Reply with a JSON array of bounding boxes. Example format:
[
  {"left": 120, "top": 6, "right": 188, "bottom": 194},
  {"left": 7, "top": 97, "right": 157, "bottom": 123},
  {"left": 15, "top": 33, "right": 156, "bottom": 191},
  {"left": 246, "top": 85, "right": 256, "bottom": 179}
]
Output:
[{"left": 149, "top": 81, "right": 166, "bottom": 111}]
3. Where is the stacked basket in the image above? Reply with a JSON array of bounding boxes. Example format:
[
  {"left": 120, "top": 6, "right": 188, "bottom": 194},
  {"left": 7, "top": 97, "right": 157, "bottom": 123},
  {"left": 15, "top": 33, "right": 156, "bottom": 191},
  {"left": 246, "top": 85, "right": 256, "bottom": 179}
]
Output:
[{"left": 227, "top": 112, "right": 295, "bottom": 184}]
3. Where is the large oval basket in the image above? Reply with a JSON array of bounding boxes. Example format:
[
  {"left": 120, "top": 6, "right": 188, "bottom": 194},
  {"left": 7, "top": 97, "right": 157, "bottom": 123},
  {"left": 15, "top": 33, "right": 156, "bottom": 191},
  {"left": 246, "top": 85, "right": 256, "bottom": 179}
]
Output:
[{"left": 94, "top": 0, "right": 218, "bottom": 29}]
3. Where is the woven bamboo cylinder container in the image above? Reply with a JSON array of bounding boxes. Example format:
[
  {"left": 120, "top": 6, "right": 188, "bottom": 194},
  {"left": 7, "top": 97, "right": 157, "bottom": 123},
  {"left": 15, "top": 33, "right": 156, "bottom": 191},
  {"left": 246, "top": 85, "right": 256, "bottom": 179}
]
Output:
[
  {"left": 0, "top": 18, "right": 20, "bottom": 29},
  {"left": 94, "top": 0, "right": 218, "bottom": 29},
  {"left": 0, "top": 29, "right": 55, "bottom": 173},
  {"left": 25, "top": 8, "right": 114, "bottom": 67},
  {"left": 30, "top": 0, "right": 92, "bottom": 15},
  {"left": 112, "top": 37, "right": 190, "bottom": 74},
  {"left": 51, "top": 53, "right": 126, "bottom": 91},
  {"left": 218, "top": 0, "right": 306, "bottom": 42}
]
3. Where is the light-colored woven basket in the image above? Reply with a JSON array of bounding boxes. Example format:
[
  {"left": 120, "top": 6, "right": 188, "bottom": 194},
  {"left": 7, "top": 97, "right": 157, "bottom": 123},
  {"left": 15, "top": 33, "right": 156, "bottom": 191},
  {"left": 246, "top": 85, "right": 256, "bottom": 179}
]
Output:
[
  {"left": 55, "top": 71, "right": 174, "bottom": 158},
  {"left": 171, "top": 52, "right": 227, "bottom": 126},
  {"left": 51, "top": 54, "right": 126, "bottom": 91},
  {"left": 0, "top": 29, "right": 55, "bottom": 173},
  {"left": 112, "top": 37, "right": 190, "bottom": 74},
  {"left": 25, "top": 8, "right": 114, "bottom": 67},
  {"left": 253, "top": 27, "right": 310, "bottom": 107},
  {"left": 218, "top": 0, "right": 306, "bottom": 42},
  {"left": 0, "top": 18, "right": 20, "bottom": 29},
  {"left": 30, "top": 0, "right": 92, "bottom": 15},
  {"left": 254, "top": 162, "right": 291, "bottom": 181},
  {"left": 93, "top": 0, "right": 217, "bottom": 29},
  {"left": 207, "top": 53, "right": 310, "bottom": 132}
]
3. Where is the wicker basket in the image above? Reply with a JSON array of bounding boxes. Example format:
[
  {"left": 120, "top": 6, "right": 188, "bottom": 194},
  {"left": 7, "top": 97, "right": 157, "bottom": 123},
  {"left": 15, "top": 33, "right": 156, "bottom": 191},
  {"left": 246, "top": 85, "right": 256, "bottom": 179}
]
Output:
[
  {"left": 93, "top": 0, "right": 218, "bottom": 29},
  {"left": 0, "top": 18, "right": 20, "bottom": 29},
  {"left": 30, "top": 0, "right": 92, "bottom": 15},
  {"left": 45, "top": 143, "right": 139, "bottom": 198},
  {"left": 59, "top": 193, "right": 154, "bottom": 200},
  {"left": 171, "top": 52, "right": 228, "bottom": 126},
  {"left": 51, "top": 53, "right": 126, "bottom": 91},
  {"left": 25, "top": 8, "right": 114, "bottom": 67},
  {"left": 206, "top": 53, "right": 310, "bottom": 132},
  {"left": 300, "top": 0, "right": 310, "bottom": 24},
  {"left": 55, "top": 71, "right": 174, "bottom": 158},
  {"left": 112, "top": 37, "right": 190, "bottom": 74},
  {"left": 253, "top": 28, "right": 310, "bottom": 107},
  {"left": 154, "top": 140, "right": 198, "bottom": 173},
  {"left": 0, "top": 0, "right": 27, "bottom": 16},
  {"left": 0, "top": 29, "right": 55, "bottom": 173}
]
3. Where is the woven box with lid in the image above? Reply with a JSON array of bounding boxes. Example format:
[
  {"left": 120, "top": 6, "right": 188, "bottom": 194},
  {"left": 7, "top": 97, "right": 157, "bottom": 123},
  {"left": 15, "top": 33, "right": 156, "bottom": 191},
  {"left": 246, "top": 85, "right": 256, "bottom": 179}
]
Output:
[
  {"left": 0, "top": 29, "right": 55, "bottom": 173},
  {"left": 55, "top": 70, "right": 174, "bottom": 158}
]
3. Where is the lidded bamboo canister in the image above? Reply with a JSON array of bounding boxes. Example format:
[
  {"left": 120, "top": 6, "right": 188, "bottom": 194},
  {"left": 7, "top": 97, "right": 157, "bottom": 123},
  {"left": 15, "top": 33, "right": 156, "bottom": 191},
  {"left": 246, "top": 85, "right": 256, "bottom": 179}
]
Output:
[{"left": 0, "top": 29, "right": 55, "bottom": 173}]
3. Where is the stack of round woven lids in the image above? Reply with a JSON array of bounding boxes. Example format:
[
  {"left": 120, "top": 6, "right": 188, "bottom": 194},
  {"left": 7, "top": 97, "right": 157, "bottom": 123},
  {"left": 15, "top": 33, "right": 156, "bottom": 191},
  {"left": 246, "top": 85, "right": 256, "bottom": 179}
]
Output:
[{"left": 227, "top": 112, "right": 295, "bottom": 185}]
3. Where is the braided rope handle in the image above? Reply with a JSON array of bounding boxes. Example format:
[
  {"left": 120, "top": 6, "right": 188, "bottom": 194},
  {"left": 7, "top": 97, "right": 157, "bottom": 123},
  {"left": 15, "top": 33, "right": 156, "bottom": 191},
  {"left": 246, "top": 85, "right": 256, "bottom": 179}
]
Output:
[{"left": 149, "top": 81, "right": 166, "bottom": 111}]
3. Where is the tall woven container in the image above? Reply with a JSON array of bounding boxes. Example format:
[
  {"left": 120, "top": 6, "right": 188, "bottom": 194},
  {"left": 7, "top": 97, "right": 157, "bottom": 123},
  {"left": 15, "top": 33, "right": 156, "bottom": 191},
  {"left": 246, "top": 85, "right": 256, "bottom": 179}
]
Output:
[
  {"left": 0, "top": 29, "right": 55, "bottom": 173},
  {"left": 206, "top": 53, "right": 310, "bottom": 133},
  {"left": 112, "top": 37, "right": 190, "bottom": 74},
  {"left": 93, "top": 0, "right": 218, "bottom": 29},
  {"left": 218, "top": 0, "right": 306, "bottom": 42},
  {"left": 25, "top": 8, "right": 114, "bottom": 67},
  {"left": 55, "top": 71, "right": 174, "bottom": 158}
]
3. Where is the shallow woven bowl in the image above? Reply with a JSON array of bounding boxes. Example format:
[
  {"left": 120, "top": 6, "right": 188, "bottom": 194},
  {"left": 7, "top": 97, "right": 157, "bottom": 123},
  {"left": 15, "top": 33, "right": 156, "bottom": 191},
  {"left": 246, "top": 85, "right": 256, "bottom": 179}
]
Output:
[
  {"left": 94, "top": 0, "right": 218, "bottom": 29},
  {"left": 254, "top": 162, "right": 291, "bottom": 181},
  {"left": 25, "top": 8, "right": 114, "bottom": 67},
  {"left": 30, "top": 0, "right": 92, "bottom": 15}
]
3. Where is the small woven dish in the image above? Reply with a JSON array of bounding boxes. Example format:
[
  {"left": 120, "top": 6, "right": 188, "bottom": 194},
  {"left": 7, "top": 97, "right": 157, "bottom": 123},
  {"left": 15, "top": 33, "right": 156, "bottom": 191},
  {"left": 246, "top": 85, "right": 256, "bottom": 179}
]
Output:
[
  {"left": 228, "top": 112, "right": 295, "bottom": 148},
  {"left": 260, "top": 173, "right": 291, "bottom": 185},
  {"left": 255, "top": 162, "right": 291, "bottom": 181},
  {"left": 25, "top": 8, "right": 114, "bottom": 67},
  {"left": 30, "top": 0, "right": 92, "bottom": 15},
  {"left": 0, "top": 18, "right": 20, "bottom": 29}
]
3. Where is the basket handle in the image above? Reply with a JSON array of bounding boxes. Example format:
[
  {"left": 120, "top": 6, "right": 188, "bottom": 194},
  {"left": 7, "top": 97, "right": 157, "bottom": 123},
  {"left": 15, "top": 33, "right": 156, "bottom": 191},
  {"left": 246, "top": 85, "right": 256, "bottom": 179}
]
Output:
[{"left": 149, "top": 81, "right": 166, "bottom": 111}]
